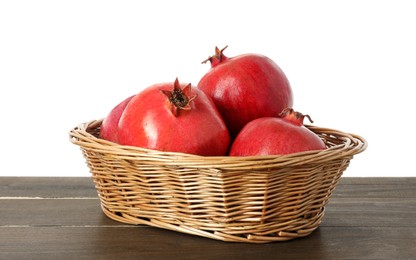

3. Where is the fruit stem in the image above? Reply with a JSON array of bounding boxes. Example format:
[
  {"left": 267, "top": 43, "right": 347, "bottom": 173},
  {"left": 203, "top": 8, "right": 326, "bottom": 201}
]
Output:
[
  {"left": 160, "top": 78, "right": 197, "bottom": 117},
  {"left": 201, "top": 45, "right": 229, "bottom": 66},
  {"left": 280, "top": 108, "right": 314, "bottom": 125}
]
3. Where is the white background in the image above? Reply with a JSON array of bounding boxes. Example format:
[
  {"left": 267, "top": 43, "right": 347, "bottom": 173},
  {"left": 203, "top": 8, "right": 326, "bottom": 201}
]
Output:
[{"left": 1, "top": 0, "right": 415, "bottom": 177}]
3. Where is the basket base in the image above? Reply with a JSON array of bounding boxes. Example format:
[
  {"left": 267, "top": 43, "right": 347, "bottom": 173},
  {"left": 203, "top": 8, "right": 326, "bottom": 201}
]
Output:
[{"left": 100, "top": 204, "right": 323, "bottom": 243}]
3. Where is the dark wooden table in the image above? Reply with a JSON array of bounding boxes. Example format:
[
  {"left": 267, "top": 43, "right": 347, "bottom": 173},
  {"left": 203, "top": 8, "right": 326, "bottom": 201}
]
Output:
[{"left": 1, "top": 177, "right": 415, "bottom": 259}]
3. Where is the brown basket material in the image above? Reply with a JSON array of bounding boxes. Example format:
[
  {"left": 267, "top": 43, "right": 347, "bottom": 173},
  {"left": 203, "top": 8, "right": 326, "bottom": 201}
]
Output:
[{"left": 69, "top": 119, "right": 367, "bottom": 243}]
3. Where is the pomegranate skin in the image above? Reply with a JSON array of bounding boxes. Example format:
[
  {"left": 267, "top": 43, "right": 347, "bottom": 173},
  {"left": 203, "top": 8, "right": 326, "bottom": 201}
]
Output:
[
  {"left": 118, "top": 80, "right": 230, "bottom": 156},
  {"left": 100, "top": 95, "right": 135, "bottom": 143},
  {"left": 198, "top": 47, "right": 293, "bottom": 138},
  {"left": 229, "top": 116, "right": 326, "bottom": 156}
]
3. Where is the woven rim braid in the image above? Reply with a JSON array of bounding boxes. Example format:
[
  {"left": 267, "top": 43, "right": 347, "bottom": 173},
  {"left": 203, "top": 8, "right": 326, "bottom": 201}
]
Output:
[{"left": 69, "top": 119, "right": 367, "bottom": 243}]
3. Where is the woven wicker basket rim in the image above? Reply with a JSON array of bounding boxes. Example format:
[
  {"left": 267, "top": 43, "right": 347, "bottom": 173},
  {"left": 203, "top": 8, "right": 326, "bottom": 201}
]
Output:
[{"left": 69, "top": 119, "right": 367, "bottom": 169}]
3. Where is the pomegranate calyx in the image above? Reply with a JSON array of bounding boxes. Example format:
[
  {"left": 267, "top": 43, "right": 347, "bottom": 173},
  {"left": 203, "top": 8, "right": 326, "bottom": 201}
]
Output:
[
  {"left": 280, "top": 108, "right": 313, "bottom": 125},
  {"left": 160, "top": 78, "right": 197, "bottom": 117},
  {"left": 201, "top": 45, "right": 229, "bottom": 67}
]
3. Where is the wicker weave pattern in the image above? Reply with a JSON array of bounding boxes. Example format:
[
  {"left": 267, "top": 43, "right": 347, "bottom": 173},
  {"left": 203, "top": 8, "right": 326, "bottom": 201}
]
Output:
[{"left": 70, "top": 120, "right": 366, "bottom": 243}]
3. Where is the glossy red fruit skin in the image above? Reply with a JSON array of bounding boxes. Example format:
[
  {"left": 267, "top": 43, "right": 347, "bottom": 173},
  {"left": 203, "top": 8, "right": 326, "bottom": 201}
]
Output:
[
  {"left": 229, "top": 112, "right": 326, "bottom": 156},
  {"left": 118, "top": 80, "right": 230, "bottom": 156},
  {"left": 198, "top": 47, "right": 293, "bottom": 138},
  {"left": 100, "top": 95, "right": 135, "bottom": 143}
]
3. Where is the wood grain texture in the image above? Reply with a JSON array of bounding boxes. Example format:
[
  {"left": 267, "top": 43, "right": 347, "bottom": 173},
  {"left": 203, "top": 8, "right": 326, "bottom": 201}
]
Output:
[{"left": 1, "top": 177, "right": 415, "bottom": 259}]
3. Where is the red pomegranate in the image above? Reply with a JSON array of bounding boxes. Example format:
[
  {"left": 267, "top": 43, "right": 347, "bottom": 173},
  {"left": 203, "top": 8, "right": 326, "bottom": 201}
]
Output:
[
  {"left": 117, "top": 78, "right": 230, "bottom": 156},
  {"left": 100, "top": 95, "right": 135, "bottom": 143},
  {"left": 198, "top": 46, "right": 293, "bottom": 138},
  {"left": 229, "top": 108, "right": 326, "bottom": 156}
]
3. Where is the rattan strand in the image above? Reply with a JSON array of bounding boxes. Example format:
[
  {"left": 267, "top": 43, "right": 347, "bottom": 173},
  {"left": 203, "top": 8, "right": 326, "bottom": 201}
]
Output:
[{"left": 69, "top": 119, "right": 366, "bottom": 243}]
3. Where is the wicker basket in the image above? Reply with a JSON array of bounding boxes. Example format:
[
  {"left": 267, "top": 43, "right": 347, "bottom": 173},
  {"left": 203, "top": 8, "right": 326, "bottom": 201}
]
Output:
[{"left": 69, "top": 119, "right": 367, "bottom": 243}]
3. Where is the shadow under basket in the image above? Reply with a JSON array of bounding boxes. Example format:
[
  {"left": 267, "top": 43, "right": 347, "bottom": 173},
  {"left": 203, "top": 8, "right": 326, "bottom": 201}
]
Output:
[{"left": 69, "top": 119, "right": 367, "bottom": 243}]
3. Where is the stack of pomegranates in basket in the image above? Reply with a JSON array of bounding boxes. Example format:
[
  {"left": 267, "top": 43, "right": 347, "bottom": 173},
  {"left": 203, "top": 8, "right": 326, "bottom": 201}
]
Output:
[{"left": 100, "top": 46, "right": 326, "bottom": 156}]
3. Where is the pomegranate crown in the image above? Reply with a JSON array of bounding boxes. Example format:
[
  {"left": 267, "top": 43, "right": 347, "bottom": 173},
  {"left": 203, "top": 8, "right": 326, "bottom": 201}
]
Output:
[
  {"left": 201, "top": 45, "right": 229, "bottom": 67},
  {"left": 280, "top": 108, "right": 314, "bottom": 126},
  {"left": 160, "top": 78, "right": 197, "bottom": 117}
]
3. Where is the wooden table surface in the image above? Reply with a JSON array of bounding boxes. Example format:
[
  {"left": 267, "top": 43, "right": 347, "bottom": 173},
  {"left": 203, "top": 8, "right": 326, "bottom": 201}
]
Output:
[{"left": 1, "top": 177, "right": 415, "bottom": 260}]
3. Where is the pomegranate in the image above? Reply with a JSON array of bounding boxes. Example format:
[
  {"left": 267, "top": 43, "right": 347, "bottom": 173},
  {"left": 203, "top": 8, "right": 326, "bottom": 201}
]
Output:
[
  {"left": 197, "top": 46, "right": 293, "bottom": 138},
  {"left": 229, "top": 108, "right": 326, "bottom": 156},
  {"left": 100, "top": 95, "right": 135, "bottom": 143},
  {"left": 118, "top": 78, "right": 230, "bottom": 156}
]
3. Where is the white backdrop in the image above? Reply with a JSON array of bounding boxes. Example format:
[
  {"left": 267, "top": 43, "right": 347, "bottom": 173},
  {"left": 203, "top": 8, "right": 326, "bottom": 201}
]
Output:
[{"left": 1, "top": 0, "right": 415, "bottom": 177}]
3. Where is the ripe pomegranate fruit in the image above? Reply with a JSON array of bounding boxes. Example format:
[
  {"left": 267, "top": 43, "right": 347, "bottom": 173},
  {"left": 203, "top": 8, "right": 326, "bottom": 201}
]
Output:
[
  {"left": 100, "top": 95, "right": 135, "bottom": 143},
  {"left": 197, "top": 46, "right": 293, "bottom": 138},
  {"left": 118, "top": 78, "right": 230, "bottom": 156},
  {"left": 229, "top": 108, "right": 326, "bottom": 156}
]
